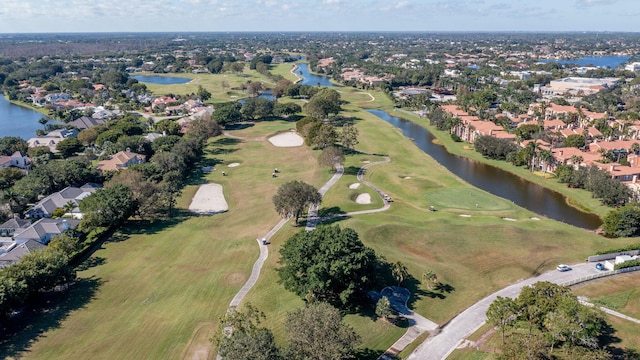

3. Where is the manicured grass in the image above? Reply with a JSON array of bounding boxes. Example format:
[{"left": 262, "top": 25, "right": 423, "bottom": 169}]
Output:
[
  {"left": 446, "top": 349, "right": 493, "bottom": 360},
  {"left": 573, "top": 273, "right": 640, "bottom": 319},
  {"left": 11, "top": 120, "right": 329, "bottom": 359},
  {"left": 13, "top": 86, "right": 640, "bottom": 359},
  {"left": 425, "top": 188, "right": 514, "bottom": 212}
]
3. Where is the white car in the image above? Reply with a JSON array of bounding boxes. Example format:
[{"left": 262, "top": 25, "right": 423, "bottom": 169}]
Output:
[{"left": 556, "top": 264, "right": 571, "bottom": 272}]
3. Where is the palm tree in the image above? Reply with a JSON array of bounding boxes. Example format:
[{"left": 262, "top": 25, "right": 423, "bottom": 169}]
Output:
[
  {"left": 538, "top": 149, "right": 553, "bottom": 174},
  {"left": 421, "top": 270, "right": 438, "bottom": 290},
  {"left": 527, "top": 141, "right": 540, "bottom": 172},
  {"left": 392, "top": 262, "right": 409, "bottom": 288}
]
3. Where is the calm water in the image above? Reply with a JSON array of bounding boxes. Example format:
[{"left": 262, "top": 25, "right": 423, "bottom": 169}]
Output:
[
  {"left": 295, "top": 63, "right": 335, "bottom": 87},
  {"left": 131, "top": 75, "right": 192, "bottom": 84},
  {"left": 0, "top": 96, "right": 52, "bottom": 140},
  {"left": 539, "top": 55, "right": 630, "bottom": 69},
  {"left": 368, "top": 109, "right": 602, "bottom": 229}
]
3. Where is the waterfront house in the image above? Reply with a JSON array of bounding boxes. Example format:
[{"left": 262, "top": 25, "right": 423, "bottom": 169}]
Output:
[{"left": 0, "top": 151, "right": 30, "bottom": 170}]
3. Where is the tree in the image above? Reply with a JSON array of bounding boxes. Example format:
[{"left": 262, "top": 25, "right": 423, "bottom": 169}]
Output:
[
  {"left": 487, "top": 296, "right": 517, "bottom": 345},
  {"left": 284, "top": 302, "right": 360, "bottom": 360},
  {"left": 212, "top": 102, "right": 243, "bottom": 125},
  {"left": 340, "top": 124, "right": 359, "bottom": 150},
  {"left": 0, "top": 137, "right": 28, "bottom": 156},
  {"left": 273, "top": 102, "right": 301, "bottom": 117},
  {"left": 0, "top": 167, "right": 23, "bottom": 190},
  {"left": 212, "top": 304, "right": 280, "bottom": 360},
  {"left": 392, "top": 261, "right": 409, "bottom": 287},
  {"left": 79, "top": 184, "right": 135, "bottom": 230},
  {"left": 375, "top": 296, "right": 393, "bottom": 321},
  {"left": 304, "top": 88, "right": 342, "bottom": 119},
  {"left": 197, "top": 85, "right": 211, "bottom": 101},
  {"left": 421, "top": 270, "right": 438, "bottom": 290},
  {"left": 603, "top": 204, "right": 640, "bottom": 237},
  {"left": 317, "top": 146, "right": 344, "bottom": 172},
  {"left": 564, "top": 134, "right": 586, "bottom": 149},
  {"left": 310, "top": 123, "right": 337, "bottom": 149},
  {"left": 272, "top": 180, "right": 321, "bottom": 225},
  {"left": 278, "top": 226, "right": 377, "bottom": 308}
]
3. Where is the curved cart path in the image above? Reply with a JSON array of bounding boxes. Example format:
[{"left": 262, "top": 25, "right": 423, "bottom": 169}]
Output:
[{"left": 406, "top": 264, "right": 640, "bottom": 360}]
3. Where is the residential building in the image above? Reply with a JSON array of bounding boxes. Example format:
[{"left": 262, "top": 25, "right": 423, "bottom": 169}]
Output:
[
  {"left": 26, "top": 183, "right": 100, "bottom": 219},
  {"left": 0, "top": 151, "right": 30, "bottom": 169},
  {"left": 13, "top": 218, "right": 80, "bottom": 245},
  {"left": 96, "top": 151, "right": 146, "bottom": 172}
]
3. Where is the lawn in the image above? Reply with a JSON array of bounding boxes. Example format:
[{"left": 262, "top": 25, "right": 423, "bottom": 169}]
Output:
[
  {"left": 10, "top": 85, "right": 640, "bottom": 359},
  {"left": 7, "top": 120, "right": 329, "bottom": 359},
  {"left": 573, "top": 273, "right": 640, "bottom": 320}
]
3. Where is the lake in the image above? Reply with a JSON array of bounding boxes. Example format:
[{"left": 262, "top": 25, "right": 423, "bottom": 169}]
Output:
[
  {"left": 295, "top": 63, "right": 335, "bottom": 87},
  {"left": 539, "top": 55, "right": 630, "bottom": 69},
  {"left": 131, "top": 75, "right": 192, "bottom": 85},
  {"left": 0, "top": 96, "right": 53, "bottom": 140},
  {"left": 368, "top": 109, "right": 602, "bottom": 230}
]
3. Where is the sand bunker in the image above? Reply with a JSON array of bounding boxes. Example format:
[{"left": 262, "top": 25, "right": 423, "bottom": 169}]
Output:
[
  {"left": 268, "top": 132, "right": 303, "bottom": 147},
  {"left": 349, "top": 183, "right": 361, "bottom": 189},
  {"left": 403, "top": 176, "right": 412, "bottom": 179},
  {"left": 530, "top": 217, "right": 540, "bottom": 221},
  {"left": 503, "top": 217, "right": 517, "bottom": 222},
  {"left": 227, "top": 162, "right": 240, "bottom": 167},
  {"left": 189, "top": 183, "right": 228, "bottom": 214},
  {"left": 355, "top": 193, "right": 371, "bottom": 204},
  {"left": 459, "top": 214, "right": 471, "bottom": 218}
]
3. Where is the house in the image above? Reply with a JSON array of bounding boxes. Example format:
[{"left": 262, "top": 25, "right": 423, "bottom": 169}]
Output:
[
  {"left": 96, "top": 151, "right": 146, "bottom": 172},
  {"left": 26, "top": 183, "right": 100, "bottom": 219},
  {"left": 0, "top": 218, "right": 31, "bottom": 237},
  {"left": 13, "top": 218, "right": 80, "bottom": 245},
  {"left": 0, "top": 151, "right": 30, "bottom": 169},
  {"left": 26, "top": 128, "right": 79, "bottom": 153},
  {"left": 0, "top": 239, "right": 45, "bottom": 268},
  {"left": 69, "top": 116, "right": 105, "bottom": 130}
]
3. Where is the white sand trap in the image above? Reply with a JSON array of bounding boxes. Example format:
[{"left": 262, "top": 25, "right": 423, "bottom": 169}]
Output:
[
  {"left": 363, "top": 160, "right": 371, "bottom": 164},
  {"left": 228, "top": 162, "right": 240, "bottom": 167},
  {"left": 503, "top": 217, "right": 517, "bottom": 222},
  {"left": 355, "top": 193, "right": 371, "bottom": 204},
  {"left": 459, "top": 214, "right": 471, "bottom": 218},
  {"left": 268, "top": 132, "right": 303, "bottom": 147},
  {"left": 404, "top": 176, "right": 412, "bottom": 179},
  {"left": 530, "top": 217, "right": 540, "bottom": 221},
  {"left": 189, "top": 183, "right": 228, "bottom": 214},
  {"left": 349, "top": 183, "right": 361, "bottom": 189}
]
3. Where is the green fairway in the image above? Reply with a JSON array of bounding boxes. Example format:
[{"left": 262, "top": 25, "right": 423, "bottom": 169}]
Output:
[{"left": 11, "top": 82, "right": 640, "bottom": 359}]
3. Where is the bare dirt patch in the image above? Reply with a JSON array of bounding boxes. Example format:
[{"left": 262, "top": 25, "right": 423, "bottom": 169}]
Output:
[
  {"left": 188, "top": 183, "right": 228, "bottom": 214},
  {"left": 182, "top": 322, "right": 216, "bottom": 360},
  {"left": 268, "top": 131, "right": 304, "bottom": 147},
  {"left": 399, "top": 244, "right": 438, "bottom": 262},
  {"left": 222, "top": 271, "right": 247, "bottom": 287}
]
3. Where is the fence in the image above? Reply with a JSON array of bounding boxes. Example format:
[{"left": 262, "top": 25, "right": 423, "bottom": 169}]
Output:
[{"left": 560, "top": 266, "right": 640, "bottom": 287}]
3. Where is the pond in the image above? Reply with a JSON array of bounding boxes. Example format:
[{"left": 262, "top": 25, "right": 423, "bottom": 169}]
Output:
[
  {"left": 368, "top": 109, "right": 602, "bottom": 230},
  {"left": 0, "top": 95, "right": 54, "bottom": 140},
  {"left": 131, "top": 75, "right": 192, "bottom": 85},
  {"left": 295, "top": 63, "right": 335, "bottom": 87}
]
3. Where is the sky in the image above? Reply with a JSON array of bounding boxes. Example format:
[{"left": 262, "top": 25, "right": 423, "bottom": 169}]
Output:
[{"left": 0, "top": 0, "right": 638, "bottom": 33}]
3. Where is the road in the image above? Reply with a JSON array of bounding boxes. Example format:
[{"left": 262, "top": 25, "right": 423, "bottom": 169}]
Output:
[{"left": 406, "top": 263, "right": 614, "bottom": 360}]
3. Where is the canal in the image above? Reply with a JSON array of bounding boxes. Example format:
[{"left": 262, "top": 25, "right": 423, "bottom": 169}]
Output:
[{"left": 368, "top": 109, "right": 602, "bottom": 230}]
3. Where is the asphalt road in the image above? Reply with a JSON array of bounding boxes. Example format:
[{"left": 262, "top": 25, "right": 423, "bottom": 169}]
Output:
[{"left": 406, "top": 262, "right": 609, "bottom": 360}]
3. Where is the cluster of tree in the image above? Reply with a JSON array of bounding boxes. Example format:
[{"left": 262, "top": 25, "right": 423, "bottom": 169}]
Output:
[
  {"left": 555, "top": 164, "right": 631, "bottom": 207},
  {"left": 0, "top": 232, "right": 81, "bottom": 318},
  {"left": 296, "top": 116, "right": 359, "bottom": 151},
  {"left": 4, "top": 158, "right": 100, "bottom": 215},
  {"left": 212, "top": 99, "right": 302, "bottom": 126},
  {"left": 277, "top": 225, "right": 377, "bottom": 309},
  {"left": 303, "top": 88, "right": 342, "bottom": 119},
  {"left": 474, "top": 135, "right": 518, "bottom": 161},
  {"left": 602, "top": 203, "right": 640, "bottom": 237},
  {"left": 213, "top": 302, "right": 360, "bottom": 360},
  {"left": 487, "top": 282, "right": 609, "bottom": 359}
]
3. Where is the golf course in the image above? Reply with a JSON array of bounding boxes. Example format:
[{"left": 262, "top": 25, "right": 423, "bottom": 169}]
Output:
[{"left": 5, "top": 65, "right": 640, "bottom": 360}]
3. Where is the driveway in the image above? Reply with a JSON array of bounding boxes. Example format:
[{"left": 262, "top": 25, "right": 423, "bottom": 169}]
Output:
[{"left": 406, "top": 262, "right": 609, "bottom": 360}]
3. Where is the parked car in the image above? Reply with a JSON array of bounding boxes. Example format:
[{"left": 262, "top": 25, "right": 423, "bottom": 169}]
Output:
[
  {"left": 556, "top": 264, "right": 571, "bottom": 272},
  {"left": 595, "top": 263, "right": 605, "bottom": 271}
]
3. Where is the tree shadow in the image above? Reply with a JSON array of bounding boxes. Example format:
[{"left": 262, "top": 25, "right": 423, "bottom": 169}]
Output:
[
  {"left": 208, "top": 147, "right": 238, "bottom": 155},
  {"left": 600, "top": 321, "right": 623, "bottom": 357},
  {"left": 0, "top": 277, "right": 102, "bottom": 359},
  {"left": 223, "top": 123, "right": 253, "bottom": 131},
  {"left": 317, "top": 215, "right": 349, "bottom": 227},
  {"left": 318, "top": 206, "right": 346, "bottom": 217},
  {"left": 343, "top": 166, "right": 361, "bottom": 176},
  {"left": 355, "top": 348, "right": 384, "bottom": 360},
  {"left": 117, "top": 211, "right": 191, "bottom": 237},
  {"left": 210, "top": 137, "right": 242, "bottom": 146},
  {"left": 76, "top": 256, "right": 106, "bottom": 271}
]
